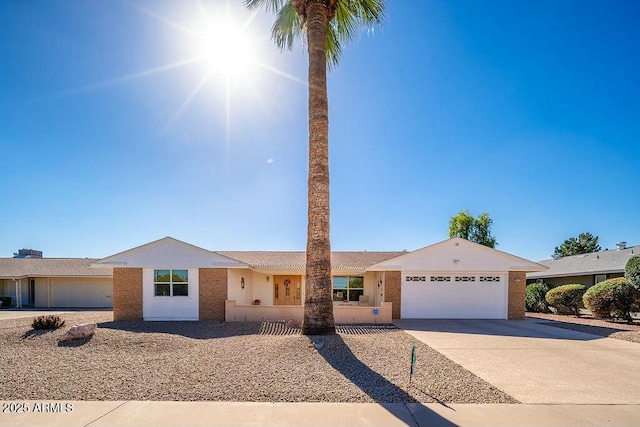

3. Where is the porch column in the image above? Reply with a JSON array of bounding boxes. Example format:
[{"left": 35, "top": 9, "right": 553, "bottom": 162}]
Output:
[{"left": 13, "top": 279, "right": 22, "bottom": 308}]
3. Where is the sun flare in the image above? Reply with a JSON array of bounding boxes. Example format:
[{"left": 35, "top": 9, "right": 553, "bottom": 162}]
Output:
[{"left": 195, "top": 21, "right": 254, "bottom": 78}]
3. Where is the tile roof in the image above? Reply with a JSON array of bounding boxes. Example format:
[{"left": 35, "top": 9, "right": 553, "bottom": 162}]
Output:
[
  {"left": 527, "top": 245, "right": 639, "bottom": 279},
  {"left": 218, "top": 251, "right": 404, "bottom": 270},
  {"left": 0, "top": 258, "right": 111, "bottom": 279}
]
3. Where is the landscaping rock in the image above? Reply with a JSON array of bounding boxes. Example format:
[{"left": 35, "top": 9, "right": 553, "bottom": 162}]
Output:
[{"left": 59, "top": 323, "right": 97, "bottom": 342}]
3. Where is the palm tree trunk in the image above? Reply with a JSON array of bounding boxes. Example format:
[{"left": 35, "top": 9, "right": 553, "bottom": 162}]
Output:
[{"left": 301, "top": 0, "right": 335, "bottom": 335}]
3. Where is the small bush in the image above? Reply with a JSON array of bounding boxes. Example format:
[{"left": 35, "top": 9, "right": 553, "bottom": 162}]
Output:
[
  {"left": 545, "top": 284, "right": 586, "bottom": 316},
  {"left": 583, "top": 277, "right": 639, "bottom": 322},
  {"left": 526, "top": 282, "right": 550, "bottom": 312},
  {"left": 0, "top": 296, "right": 11, "bottom": 307},
  {"left": 626, "top": 255, "right": 640, "bottom": 291},
  {"left": 32, "top": 315, "right": 66, "bottom": 330}
]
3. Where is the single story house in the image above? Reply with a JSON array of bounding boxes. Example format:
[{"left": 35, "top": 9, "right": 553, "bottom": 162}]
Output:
[
  {"left": 90, "top": 236, "right": 546, "bottom": 322},
  {"left": 526, "top": 242, "right": 637, "bottom": 288},
  {"left": 0, "top": 258, "right": 113, "bottom": 308}
]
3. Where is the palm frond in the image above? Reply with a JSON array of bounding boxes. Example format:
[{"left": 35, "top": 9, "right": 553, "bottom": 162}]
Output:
[
  {"left": 250, "top": 0, "right": 385, "bottom": 67},
  {"left": 328, "top": 0, "right": 385, "bottom": 65},
  {"left": 271, "top": 2, "right": 302, "bottom": 52},
  {"left": 244, "top": 0, "right": 288, "bottom": 14},
  {"left": 325, "top": 22, "right": 343, "bottom": 70}
]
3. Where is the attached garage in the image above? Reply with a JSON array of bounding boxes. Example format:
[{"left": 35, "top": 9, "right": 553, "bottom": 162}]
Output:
[
  {"left": 368, "top": 238, "right": 547, "bottom": 320},
  {"left": 401, "top": 273, "right": 507, "bottom": 319}
]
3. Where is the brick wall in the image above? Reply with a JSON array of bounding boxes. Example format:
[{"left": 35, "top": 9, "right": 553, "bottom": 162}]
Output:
[
  {"left": 384, "top": 271, "right": 402, "bottom": 320},
  {"left": 508, "top": 271, "right": 526, "bottom": 320},
  {"left": 199, "top": 268, "right": 228, "bottom": 321},
  {"left": 113, "top": 268, "right": 142, "bottom": 321}
]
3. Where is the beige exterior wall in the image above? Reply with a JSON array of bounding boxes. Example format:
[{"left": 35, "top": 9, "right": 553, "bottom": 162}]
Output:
[
  {"left": 529, "top": 273, "right": 626, "bottom": 289},
  {"left": 384, "top": 271, "right": 402, "bottom": 319},
  {"left": 508, "top": 271, "right": 526, "bottom": 320},
  {"left": 528, "top": 275, "right": 594, "bottom": 288},
  {"left": 225, "top": 300, "right": 392, "bottom": 324},
  {"left": 199, "top": 268, "right": 228, "bottom": 321},
  {"left": 113, "top": 268, "right": 143, "bottom": 320}
]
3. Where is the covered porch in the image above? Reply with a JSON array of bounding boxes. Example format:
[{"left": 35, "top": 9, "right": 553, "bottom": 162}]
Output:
[{"left": 224, "top": 267, "right": 393, "bottom": 323}]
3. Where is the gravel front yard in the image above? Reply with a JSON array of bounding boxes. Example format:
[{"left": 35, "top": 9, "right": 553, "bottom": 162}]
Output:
[
  {"left": 527, "top": 312, "right": 640, "bottom": 344},
  {"left": 0, "top": 311, "right": 515, "bottom": 403}
]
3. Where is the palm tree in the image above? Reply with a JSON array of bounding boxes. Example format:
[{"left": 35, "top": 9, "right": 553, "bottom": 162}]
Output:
[{"left": 245, "top": 0, "right": 385, "bottom": 335}]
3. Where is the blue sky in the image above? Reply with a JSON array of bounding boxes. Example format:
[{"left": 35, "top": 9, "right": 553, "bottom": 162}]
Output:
[{"left": 1, "top": 0, "right": 639, "bottom": 261}]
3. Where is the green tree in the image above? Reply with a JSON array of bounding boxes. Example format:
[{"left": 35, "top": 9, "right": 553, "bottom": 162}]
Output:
[
  {"left": 553, "top": 232, "right": 601, "bottom": 258},
  {"left": 448, "top": 210, "right": 497, "bottom": 248},
  {"left": 625, "top": 255, "right": 640, "bottom": 291},
  {"left": 245, "top": 0, "right": 385, "bottom": 335}
]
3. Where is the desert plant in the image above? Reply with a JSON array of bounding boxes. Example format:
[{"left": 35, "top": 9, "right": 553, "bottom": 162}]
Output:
[
  {"left": 32, "top": 315, "right": 66, "bottom": 330},
  {"left": 626, "top": 255, "right": 640, "bottom": 291},
  {"left": 526, "top": 282, "right": 550, "bottom": 312},
  {"left": 583, "top": 277, "right": 639, "bottom": 322},
  {"left": 545, "top": 284, "right": 586, "bottom": 316}
]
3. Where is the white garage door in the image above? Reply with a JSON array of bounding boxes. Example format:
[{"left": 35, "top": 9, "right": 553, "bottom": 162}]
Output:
[
  {"left": 401, "top": 273, "right": 508, "bottom": 319},
  {"left": 50, "top": 278, "right": 113, "bottom": 308}
]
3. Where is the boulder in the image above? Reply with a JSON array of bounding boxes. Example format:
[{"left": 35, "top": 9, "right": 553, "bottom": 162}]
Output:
[{"left": 59, "top": 323, "right": 97, "bottom": 342}]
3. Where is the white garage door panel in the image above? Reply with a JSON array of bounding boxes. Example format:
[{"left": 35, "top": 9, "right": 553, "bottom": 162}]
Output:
[
  {"left": 50, "top": 280, "right": 113, "bottom": 308},
  {"left": 402, "top": 278, "right": 507, "bottom": 319}
]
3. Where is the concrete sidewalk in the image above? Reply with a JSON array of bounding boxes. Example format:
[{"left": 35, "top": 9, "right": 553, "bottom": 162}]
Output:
[{"left": 1, "top": 401, "right": 639, "bottom": 427}]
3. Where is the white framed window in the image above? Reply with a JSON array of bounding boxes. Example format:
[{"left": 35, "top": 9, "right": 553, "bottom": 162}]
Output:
[
  {"left": 333, "top": 276, "right": 364, "bottom": 302},
  {"left": 430, "top": 276, "right": 451, "bottom": 282},
  {"left": 479, "top": 276, "right": 501, "bottom": 283},
  {"left": 154, "top": 269, "right": 189, "bottom": 297},
  {"left": 595, "top": 274, "right": 607, "bottom": 284},
  {"left": 455, "top": 276, "right": 476, "bottom": 282}
]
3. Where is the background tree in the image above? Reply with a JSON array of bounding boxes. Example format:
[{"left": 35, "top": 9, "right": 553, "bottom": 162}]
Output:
[
  {"left": 626, "top": 255, "right": 640, "bottom": 291},
  {"left": 448, "top": 210, "right": 474, "bottom": 240},
  {"left": 553, "top": 232, "right": 601, "bottom": 258},
  {"left": 246, "top": 0, "right": 385, "bottom": 335},
  {"left": 448, "top": 210, "right": 497, "bottom": 248}
]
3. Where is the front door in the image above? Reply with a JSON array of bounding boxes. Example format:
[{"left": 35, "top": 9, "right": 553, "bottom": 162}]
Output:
[{"left": 273, "top": 275, "right": 302, "bottom": 306}]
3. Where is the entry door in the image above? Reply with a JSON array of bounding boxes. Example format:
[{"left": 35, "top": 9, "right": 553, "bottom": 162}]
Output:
[{"left": 273, "top": 275, "right": 302, "bottom": 306}]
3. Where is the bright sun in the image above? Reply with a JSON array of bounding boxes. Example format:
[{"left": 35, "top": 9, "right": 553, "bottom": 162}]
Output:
[{"left": 195, "top": 20, "right": 254, "bottom": 79}]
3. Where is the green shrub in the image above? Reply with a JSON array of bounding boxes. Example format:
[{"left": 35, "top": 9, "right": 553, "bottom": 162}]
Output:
[
  {"left": 526, "top": 282, "right": 550, "bottom": 312},
  {"left": 32, "top": 315, "right": 66, "bottom": 330},
  {"left": 583, "top": 277, "right": 639, "bottom": 322},
  {"left": 0, "top": 296, "right": 11, "bottom": 307},
  {"left": 626, "top": 255, "right": 640, "bottom": 291},
  {"left": 545, "top": 284, "right": 586, "bottom": 316}
]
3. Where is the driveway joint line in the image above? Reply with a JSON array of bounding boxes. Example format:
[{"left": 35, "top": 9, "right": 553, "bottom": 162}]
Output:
[
  {"left": 403, "top": 402, "right": 420, "bottom": 427},
  {"left": 84, "top": 400, "right": 130, "bottom": 427}
]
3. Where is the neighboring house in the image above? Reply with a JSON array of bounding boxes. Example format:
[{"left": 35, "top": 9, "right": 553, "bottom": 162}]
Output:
[
  {"left": 526, "top": 242, "right": 637, "bottom": 288},
  {"left": 91, "top": 236, "right": 546, "bottom": 322},
  {"left": 0, "top": 258, "right": 113, "bottom": 308}
]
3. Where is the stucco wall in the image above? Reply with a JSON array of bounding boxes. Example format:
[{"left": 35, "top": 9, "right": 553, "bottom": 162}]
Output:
[
  {"left": 508, "top": 271, "right": 526, "bottom": 320},
  {"left": 199, "top": 268, "right": 228, "bottom": 321},
  {"left": 113, "top": 268, "right": 143, "bottom": 321},
  {"left": 384, "top": 271, "right": 402, "bottom": 319},
  {"left": 528, "top": 275, "right": 594, "bottom": 288},
  {"left": 228, "top": 269, "right": 253, "bottom": 306},
  {"left": 225, "top": 300, "right": 392, "bottom": 324}
]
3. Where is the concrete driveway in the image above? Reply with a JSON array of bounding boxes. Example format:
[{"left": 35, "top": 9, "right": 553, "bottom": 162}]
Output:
[
  {"left": 0, "top": 309, "right": 70, "bottom": 320},
  {"left": 396, "top": 318, "right": 640, "bottom": 404}
]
